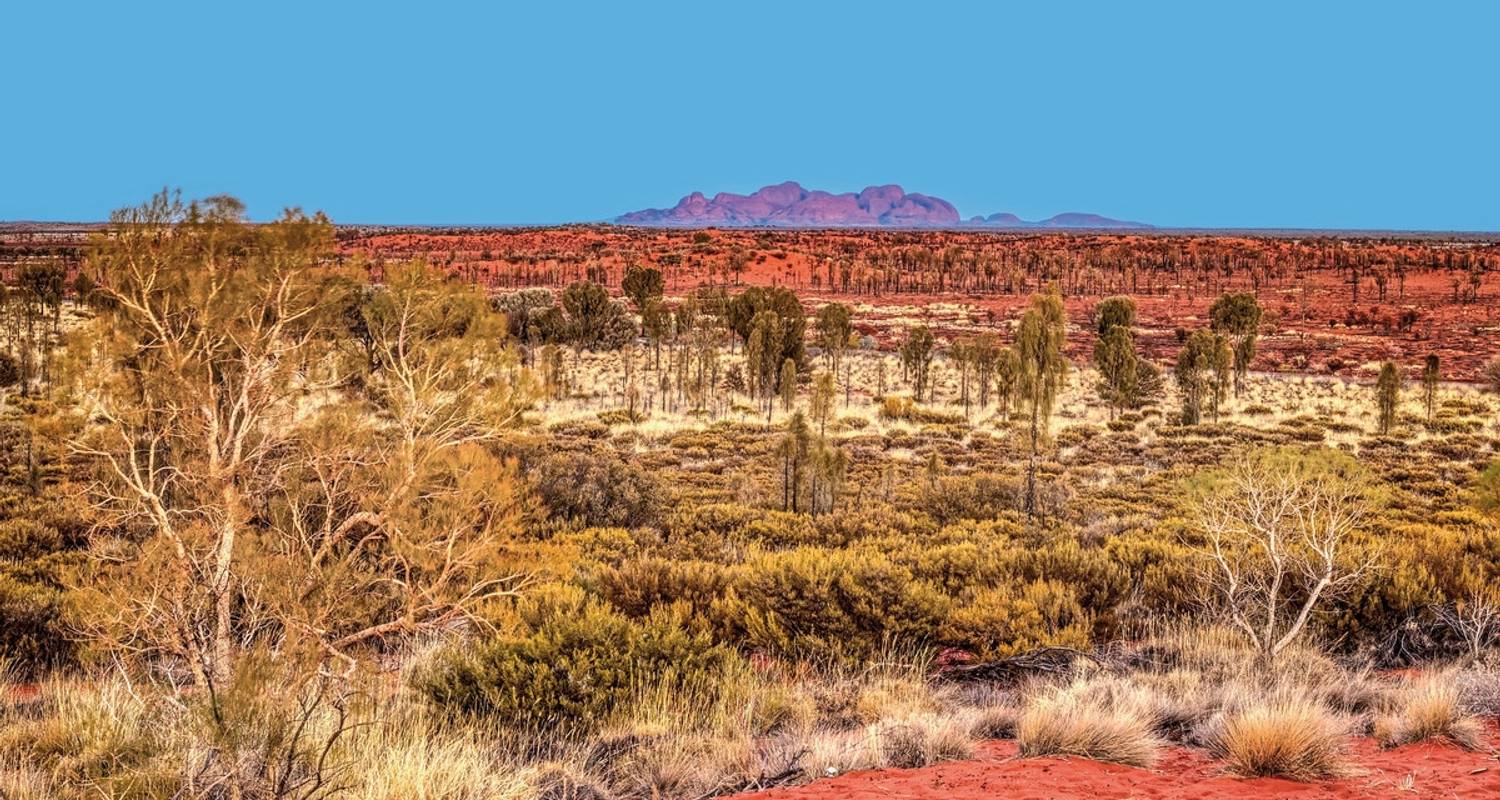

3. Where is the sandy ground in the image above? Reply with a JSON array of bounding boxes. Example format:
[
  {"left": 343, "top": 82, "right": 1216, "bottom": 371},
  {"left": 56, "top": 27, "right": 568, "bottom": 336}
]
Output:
[{"left": 735, "top": 730, "right": 1500, "bottom": 800}]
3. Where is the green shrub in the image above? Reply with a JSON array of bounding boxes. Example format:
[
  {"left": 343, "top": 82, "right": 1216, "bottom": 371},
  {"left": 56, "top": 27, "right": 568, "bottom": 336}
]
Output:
[
  {"left": 593, "top": 557, "right": 729, "bottom": 624},
  {"left": 715, "top": 548, "right": 948, "bottom": 661},
  {"left": 941, "top": 580, "right": 1092, "bottom": 659},
  {"left": 527, "top": 447, "right": 661, "bottom": 528},
  {"left": 417, "top": 587, "right": 736, "bottom": 730}
]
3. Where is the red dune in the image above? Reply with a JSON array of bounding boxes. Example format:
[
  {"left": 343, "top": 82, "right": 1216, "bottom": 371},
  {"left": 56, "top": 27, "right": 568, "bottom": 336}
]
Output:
[{"left": 736, "top": 733, "right": 1500, "bottom": 800}]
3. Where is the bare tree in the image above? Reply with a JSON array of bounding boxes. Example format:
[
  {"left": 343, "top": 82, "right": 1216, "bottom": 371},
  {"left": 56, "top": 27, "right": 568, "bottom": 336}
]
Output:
[
  {"left": 68, "top": 194, "right": 539, "bottom": 691},
  {"left": 1195, "top": 448, "right": 1376, "bottom": 664},
  {"left": 1438, "top": 589, "right": 1500, "bottom": 664}
]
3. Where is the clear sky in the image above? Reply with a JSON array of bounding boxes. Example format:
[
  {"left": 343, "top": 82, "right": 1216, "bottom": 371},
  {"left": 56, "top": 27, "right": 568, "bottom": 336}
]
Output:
[{"left": 4, "top": 1, "right": 1496, "bottom": 230}]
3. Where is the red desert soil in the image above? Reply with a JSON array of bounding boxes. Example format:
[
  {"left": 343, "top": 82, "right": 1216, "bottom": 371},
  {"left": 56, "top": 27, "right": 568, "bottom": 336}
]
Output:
[
  {"left": 737, "top": 734, "right": 1500, "bottom": 800},
  {"left": 333, "top": 228, "right": 1500, "bottom": 381}
]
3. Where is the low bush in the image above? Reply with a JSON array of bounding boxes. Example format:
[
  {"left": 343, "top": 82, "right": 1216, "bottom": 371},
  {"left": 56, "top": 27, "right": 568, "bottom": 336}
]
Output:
[
  {"left": 416, "top": 587, "right": 738, "bottom": 731},
  {"left": 1205, "top": 695, "right": 1348, "bottom": 780},
  {"left": 1016, "top": 679, "right": 1162, "bottom": 767},
  {"left": 715, "top": 548, "right": 948, "bottom": 662},
  {"left": 1373, "top": 672, "right": 1484, "bottom": 750}
]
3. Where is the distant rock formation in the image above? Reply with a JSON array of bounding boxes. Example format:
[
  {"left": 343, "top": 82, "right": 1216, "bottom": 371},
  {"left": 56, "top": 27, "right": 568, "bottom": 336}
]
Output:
[
  {"left": 617, "top": 182, "right": 1149, "bottom": 229},
  {"left": 616, "top": 181, "right": 960, "bottom": 227},
  {"left": 967, "top": 211, "right": 1151, "bottom": 229}
]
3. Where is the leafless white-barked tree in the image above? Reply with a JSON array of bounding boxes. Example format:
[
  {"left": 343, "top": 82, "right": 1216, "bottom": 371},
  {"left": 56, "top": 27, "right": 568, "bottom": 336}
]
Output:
[{"left": 1195, "top": 448, "right": 1377, "bottom": 664}]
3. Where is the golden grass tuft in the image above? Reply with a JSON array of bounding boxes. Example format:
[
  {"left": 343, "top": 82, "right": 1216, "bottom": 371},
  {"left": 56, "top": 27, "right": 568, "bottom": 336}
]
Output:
[
  {"left": 878, "top": 712, "right": 976, "bottom": 769},
  {"left": 344, "top": 723, "right": 539, "bottom": 800},
  {"left": 1206, "top": 695, "right": 1349, "bottom": 780},
  {"left": 1016, "top": 679, "right": 1162, "bottom": 767},
  {"left": 1373, "top": 672, "right": 1485, "bottom": 751}
]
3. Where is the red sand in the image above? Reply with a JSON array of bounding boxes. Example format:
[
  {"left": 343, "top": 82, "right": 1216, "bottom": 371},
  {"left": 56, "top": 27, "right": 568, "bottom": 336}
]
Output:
[
  {"left": 737, "top": 735, "right": 1500, "bottom": 800},
  {"left": 334, "top": 228, "right": 1500, "bottom": 381}
]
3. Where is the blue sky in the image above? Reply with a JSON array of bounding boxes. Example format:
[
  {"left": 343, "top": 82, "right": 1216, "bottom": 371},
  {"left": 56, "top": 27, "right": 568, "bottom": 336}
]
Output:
[{"left": 4, "top": 1, "right": 1496, "bottom": 229}]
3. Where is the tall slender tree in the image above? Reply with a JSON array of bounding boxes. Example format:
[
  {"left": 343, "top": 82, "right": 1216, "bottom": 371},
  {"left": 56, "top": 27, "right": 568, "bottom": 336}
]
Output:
[
  {"left": 1376, "top": 361, "right": 1402, "bottom": 434},
  {"left": 900, "top": 325, "right": 936, "bottom": 401},
  {"left": 1016, "top": 289, "right": 1067, "bottom": 517},
  {"left": 1422, "top": 354, "right": 1440, "bottom": 420},
  {"left": 1209, "top": 292, "right": 1262, "bottom": 397}
]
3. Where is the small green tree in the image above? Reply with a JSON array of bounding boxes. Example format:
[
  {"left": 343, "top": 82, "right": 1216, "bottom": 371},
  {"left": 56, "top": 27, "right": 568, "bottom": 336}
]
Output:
[
  {"left": 641, "top": 297, "right": 670, "bottom": 369},
  {"left": 745, "top": 310, "right": 784, "bottom": 422},
  {"left": 1094, "top": 295, "right": 1136, "bottom": 337},
  {"left": 1176, "top": 330, "right": 1231, "bottom": 424},
  {"left": 1376, "top": 360, "right": 1402, "bottom": 434},
  {"left": 808, "top": 439, "right": 848, "bottom": 516},
  {"left": 1421, "top": 354, "right": 1440, "bottom": 420},
  {"left": 900, "top": 325, "right": 936, "bottom": 401},
  {"left": 810, "top": 371, "right": 836, "bottom": 436},
  {"left": 1092, "top": 296, "right": 1140, "bottom": 419},
  {"left": 779, "top": 411, "right": 812, "bottom": 511},
  {"left": 971, "top": 332, "right": 1001, "bottom": 409},
  {"left": 621, "top": 264, "right": 664, "bottom": 314},
  {"left": 1016, "top": 289, "right": 1067, "bottom": 517},
  {"left": 779, "top": 358, "right": 798, "bottom": 414},
  {"left": 1093, "top": 324, "right": 1139, "bottom": 419},
  {"left": 1209, "top": 292, "right": 1262, "bottom": 397},
  {"left": 815, "top": 302, "right": 853, "bottom": 372}
]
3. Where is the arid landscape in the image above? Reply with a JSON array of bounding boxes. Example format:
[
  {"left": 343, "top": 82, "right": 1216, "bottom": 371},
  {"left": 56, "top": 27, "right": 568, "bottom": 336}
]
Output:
[
  {"left": 5, "top": 3, "right": 1500, "bottom": 797},
  {"left": 2, "top": 202, "right": 1499, "bottom": 799}
]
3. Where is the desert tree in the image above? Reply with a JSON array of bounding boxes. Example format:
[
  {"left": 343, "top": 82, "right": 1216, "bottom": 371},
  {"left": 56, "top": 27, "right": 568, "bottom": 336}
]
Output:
[
  {"left": 1093, "top": 324, "right": 1138, "bottom": 420},
  {"left": 807, "top": 438, "right": 848, "bottom": 516},
  {"left": 1176, "top": 330, "right": 1231, "bottom": 424},
  {"left": 560, "top": 279, "right": 632, "bottom": 354},
  {"left": 778, "top": 411, "right": 811, "bottom": 512},
  {"left": 951, "top": 336, "right": 974, "bottom": 415},
  {"left": 778, "top": 357, "right": 798, "bottom": 413},
  {"left": 1194, "top": 447, "right": 1376, "bottom": 664},
  {"left": 1092, "top": 295, "right": 1139, "bottom": 419},
  {"left": 1421, "top": 354, "right": 1440, "bottom": 420},
  {"left": 900, "top": 325, "right": 936, "bottom": 401},
  {"left": 1376, "top": 360, "right": 1402, "bottom": 434},
  {"left": 620, "top": 263, "right": 664, "bottom": 316},
  {"left": 641, "top": 296, "right": 670, "bottom": 369},
  {"left": 67, "top": 193, "right": 540, "bottom": 696},
  {"left": 1209, "top": 291, "right": 1262, "bottom": 397},
  {"left": 970, "top": 332, "right": 1001, "bottom": 410},
  {"left": 727, "top": 285, "right": 805, "bottom": 368},
  {"left": 490, "top": 287, "right": 558, "bottom": 364},
  {"left": 814, "top": 301, "right": 853, "bottom": 376},
  {"left": 810, "top": 370, "right": 835, "bottom": 436},
  {"left": 1016, "top": 288, "right": 1067, "bottom": 517},
  {"left": 744, "top": 310, "right": 778, "bottom": 413},
  {"left": 993, "top": 344, "right": 1019, "bottom": 414},
  {"left": 1093, "top": 295, "right": 1136, "bottom": 337}
]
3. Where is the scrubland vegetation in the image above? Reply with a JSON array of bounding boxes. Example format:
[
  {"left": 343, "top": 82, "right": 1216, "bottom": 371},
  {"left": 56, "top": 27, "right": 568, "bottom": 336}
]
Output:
[{"left": 2, "top": 196, "right": 1499, "bottom": 798}]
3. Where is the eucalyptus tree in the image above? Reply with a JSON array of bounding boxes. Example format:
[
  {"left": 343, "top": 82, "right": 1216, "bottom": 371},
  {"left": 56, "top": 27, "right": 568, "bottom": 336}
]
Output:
[
  {"left": 900, "top": 325, "right": 936, "bottom": 401},
  {"left": 1422, "top": 355, "right": 1440, "bottom": 419},
  {"left": 1176, "top": 330, "right": 1232, "bottom": 424},
  {"left": 1016, "top": 288, "right": 1068, "bottom": 517},
  {"left": 1209, "top": 292, "right": 1262, "bottom": 397},
  {"left": 1092, "top": 296, "right": 1140, "bottom": 419},
  {"left": 1376, "top": 361, "right": 1402, "bottom": 434}
]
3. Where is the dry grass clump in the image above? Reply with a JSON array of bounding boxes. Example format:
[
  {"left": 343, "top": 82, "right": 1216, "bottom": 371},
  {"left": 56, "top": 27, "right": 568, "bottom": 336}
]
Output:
[
  {"left": 0, "top": 757, "right": 54, "bottom": 800},
  {"left": 0, "top": 676, "right": 181, "bottom": 798},
  {"left": 1372, "top": 672, "right": 1486, "bottom": 751},
  {"left": 964, "top": 700, "right": 1020, "bottom": 740},
  {"left": 877, "top": 712, "right": 976, "bottom": 769},
  {"left": 1204, "top": 693, "right": 1350, "bottom": 780},
  {"left": 1453, "top": 661, "right": 1500, "bottom": 717},
  {"left": 1016, "top": 678, "right": 1163, "bottom": 767},
  {"left": 802, "top": 727, "right": 884, "bottom": 779},
  {"left": 343, "top": 721, "right": 550, "bottom": 800}
]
